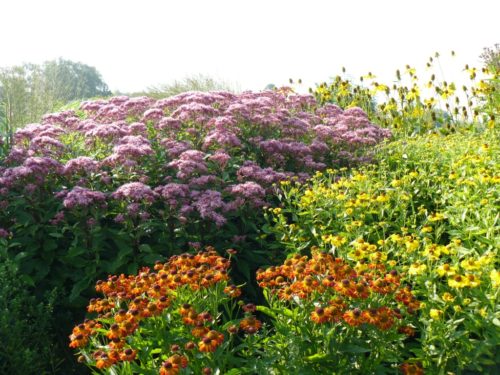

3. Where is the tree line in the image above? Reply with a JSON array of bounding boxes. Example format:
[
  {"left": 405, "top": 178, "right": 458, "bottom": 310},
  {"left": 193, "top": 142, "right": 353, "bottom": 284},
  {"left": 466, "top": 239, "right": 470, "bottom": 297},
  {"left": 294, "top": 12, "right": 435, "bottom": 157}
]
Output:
[{"left": 0, "top": 59, "right": 111, "bottom": 143}]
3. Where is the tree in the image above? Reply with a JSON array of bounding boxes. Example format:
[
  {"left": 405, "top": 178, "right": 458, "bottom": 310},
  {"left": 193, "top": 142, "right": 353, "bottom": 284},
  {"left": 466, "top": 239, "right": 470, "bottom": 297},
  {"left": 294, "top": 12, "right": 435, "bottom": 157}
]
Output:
[{"left": 0, "top": 59, "right": 111, "bottom": 133}]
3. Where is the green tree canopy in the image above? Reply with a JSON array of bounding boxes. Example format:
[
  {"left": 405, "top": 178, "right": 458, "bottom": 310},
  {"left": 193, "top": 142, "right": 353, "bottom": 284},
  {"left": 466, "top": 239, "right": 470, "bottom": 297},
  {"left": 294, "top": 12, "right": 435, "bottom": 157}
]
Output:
[{"left": 0, "top": 58, "right": 111, "bottom": 138}]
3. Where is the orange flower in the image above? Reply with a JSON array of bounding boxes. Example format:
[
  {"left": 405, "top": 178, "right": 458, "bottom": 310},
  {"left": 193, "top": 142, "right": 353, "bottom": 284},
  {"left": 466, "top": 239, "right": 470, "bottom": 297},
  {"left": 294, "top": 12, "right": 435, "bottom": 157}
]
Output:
[
  {"left": 68, "top": 333, "right": 88, "bottom": 348},
  {"left": 343, "top": 308, "right": 364, "bottom": 326},
  {"left": 160, "top": 354, "right": 188, "bottom": 375},
  {"left": 198, "top": 330, "right": 224, "bottom": 352},
  {"left": 223, "top": 284, "right": 242, "bottom": 298},
  {"left": 311, "top": 307, "right": 330, "bottom": 324},
  {"left": 119, "top": 348, "right": 137, "bottom": 362},
  {"left": 398, "top": 325, "right": 416, "bottom": 337},
  {"left": 372, "top": 307, "right": 395, "bottom": 330},
  {"left": 191, "top": 324, "right": 210, "bottom": 338},
  {"left": 400, "top": 362, "right": 424, "bottom": 374},
  {"left": 95, "top": 353, "right": 114, "bottom": 369},
  {"left": 239, "top": 316, "right": 262, "bottom": 333}
]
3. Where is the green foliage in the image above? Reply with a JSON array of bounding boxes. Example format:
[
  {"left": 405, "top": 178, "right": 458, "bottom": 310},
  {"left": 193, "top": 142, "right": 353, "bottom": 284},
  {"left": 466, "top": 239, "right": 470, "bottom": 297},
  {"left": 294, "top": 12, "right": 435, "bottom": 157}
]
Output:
[{"left": 0, "top": 258, "right": 61, "bottom": 375}]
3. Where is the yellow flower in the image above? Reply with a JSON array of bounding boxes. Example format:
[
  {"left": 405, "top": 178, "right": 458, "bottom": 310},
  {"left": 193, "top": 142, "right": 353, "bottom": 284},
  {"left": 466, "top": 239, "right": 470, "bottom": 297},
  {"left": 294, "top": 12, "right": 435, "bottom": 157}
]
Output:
[
  {"left": 429, "top": 212, "right": 445, "bottom": 222},
  {"left": 460, "top": 258, "right": 480, "bottom": 271},
  {"left": 409, "top": 263, "right": 427, "bottom": 276},
  {"left": 430, "top": 309, "right": 443, "bottom": 320},
  {"left": 462, "top": 298, "right": 472, "bottom": 306},
  {"left": 448, "top": 274, "right": 469, "bottom": 288},
  {"left": 405, "top": 238, "right": 420, "bottom": 252},
  {"left": 453, "top": 305, "right": 462, "bottom": 312},
  {"left": 272, "top": 207, "right": 282, "bottom": 215},
  {"left": 421, "top": 226, "right": 433, "bottom": 233},
  {"left": 348, "top": 249, "right": 366, "bottom": 261},
  {"left": 369, "top": 251, "right": 387, "bottom": 262},
  {"left": 490, "top": 270, "right": 500, "bottom": 288},
  {"left": 441, "top": 292, "right": 455, "bottom": 302},
  {"left": 478, "top": 253, "right": 494, "bottom": 267},
  {"left": 354, "top": 261, "right": 368, "bottom": 273},
  {"left": 465, "top": 274, "right": 481, "bottom": 288},
  {"left": 478, "top": 308, "right": 487, "bottom": 318}
]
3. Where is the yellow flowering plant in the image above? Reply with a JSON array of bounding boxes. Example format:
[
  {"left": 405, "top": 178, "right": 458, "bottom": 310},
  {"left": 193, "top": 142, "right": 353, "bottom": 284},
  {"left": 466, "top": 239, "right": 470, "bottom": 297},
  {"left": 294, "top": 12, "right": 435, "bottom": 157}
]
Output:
[{"left": 264, "top": 129, "right": 499, "bottom": 373}]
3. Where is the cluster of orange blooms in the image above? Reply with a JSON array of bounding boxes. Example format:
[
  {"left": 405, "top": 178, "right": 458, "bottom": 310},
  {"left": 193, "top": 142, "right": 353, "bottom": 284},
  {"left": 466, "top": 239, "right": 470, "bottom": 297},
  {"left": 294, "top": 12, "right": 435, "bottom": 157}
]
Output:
[
  {"left": 256, "top": 249, "right": 420, "bottom": 331},
  {"left": 69, "top": 248, "right": 246, "bottom": 372}
]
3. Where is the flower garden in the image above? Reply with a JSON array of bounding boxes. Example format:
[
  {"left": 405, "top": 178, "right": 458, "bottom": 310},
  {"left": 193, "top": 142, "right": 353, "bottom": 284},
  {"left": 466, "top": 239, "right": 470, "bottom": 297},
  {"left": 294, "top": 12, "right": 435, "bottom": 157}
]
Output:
[{"left": 0, "top": 53, "right": 498, "bottom": 374}]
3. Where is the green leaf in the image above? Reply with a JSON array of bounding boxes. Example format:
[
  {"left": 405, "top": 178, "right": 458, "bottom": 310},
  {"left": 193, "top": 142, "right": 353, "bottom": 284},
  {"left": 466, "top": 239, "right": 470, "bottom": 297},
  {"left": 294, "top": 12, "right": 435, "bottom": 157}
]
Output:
[
  {"left": 139, "top": 244, "right": 152, "bottom": 253},
  {"left": 340, "top": 344, "right": 371, "bottom": 353},
  {"left": 127, "top": 263, "right": 139, "bottom": 275},
  {"left": 69, "top": 277, "right": 92, "bottom": 302},
  {"left": 224, "top": 369, "right": 242, "bottom": 375},
  {"left": 66, "top": 245, "right": 87, "bottom": 258}
]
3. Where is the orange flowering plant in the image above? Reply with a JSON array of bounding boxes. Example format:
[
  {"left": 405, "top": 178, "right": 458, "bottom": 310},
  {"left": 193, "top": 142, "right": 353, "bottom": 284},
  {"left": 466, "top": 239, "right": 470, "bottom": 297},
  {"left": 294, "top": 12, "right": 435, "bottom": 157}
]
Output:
[
  {"left": 256, "top": 247, "right": 420, "bottom": 374},
  {"left": 69, "top": 247, "right": 267, "bottom": 374}
]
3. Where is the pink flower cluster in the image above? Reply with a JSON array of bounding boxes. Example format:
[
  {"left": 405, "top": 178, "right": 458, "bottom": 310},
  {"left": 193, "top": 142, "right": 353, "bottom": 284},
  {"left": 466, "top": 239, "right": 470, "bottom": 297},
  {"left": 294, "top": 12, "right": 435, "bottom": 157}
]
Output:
[{"left": 0, "top": 89, "right": 390, "bottom": 230}]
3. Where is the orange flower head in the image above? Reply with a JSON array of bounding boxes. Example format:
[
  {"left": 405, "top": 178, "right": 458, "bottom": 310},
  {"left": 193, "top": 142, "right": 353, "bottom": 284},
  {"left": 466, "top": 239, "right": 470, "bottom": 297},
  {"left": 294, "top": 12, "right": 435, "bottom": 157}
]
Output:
[
  {"left": 343, "top": 308, "right": 364, "bottom": 327},
  {"left": 400, "top": 362, "right": 424, "bottom": 375},
  {"left": 240, "top": 316, "right": 262, "bottom": 333},
  {"left": 311, "top": 307, "right": 330, "bottom": 324}
]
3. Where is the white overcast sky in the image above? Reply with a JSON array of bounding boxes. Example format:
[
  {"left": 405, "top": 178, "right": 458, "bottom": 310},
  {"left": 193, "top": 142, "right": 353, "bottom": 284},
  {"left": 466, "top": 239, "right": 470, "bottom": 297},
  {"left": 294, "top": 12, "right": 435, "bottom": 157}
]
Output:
[{"left": 1, "top": 0, "right": 498, "bottom": 93}]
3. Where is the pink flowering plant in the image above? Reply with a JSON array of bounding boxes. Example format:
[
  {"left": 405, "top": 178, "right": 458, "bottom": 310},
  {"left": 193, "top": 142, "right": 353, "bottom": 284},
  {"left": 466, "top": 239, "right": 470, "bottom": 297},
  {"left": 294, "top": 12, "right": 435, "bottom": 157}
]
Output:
[{"left": 0, "top": 89, "right": 390, "bottom": 307}]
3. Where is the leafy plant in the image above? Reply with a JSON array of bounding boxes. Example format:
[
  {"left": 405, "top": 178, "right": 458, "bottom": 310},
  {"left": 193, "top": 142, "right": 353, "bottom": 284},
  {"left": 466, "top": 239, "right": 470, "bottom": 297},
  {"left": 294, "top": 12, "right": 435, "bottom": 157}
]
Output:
[{"left": 0, "top": 258, "right": 62, "bottom": 375}]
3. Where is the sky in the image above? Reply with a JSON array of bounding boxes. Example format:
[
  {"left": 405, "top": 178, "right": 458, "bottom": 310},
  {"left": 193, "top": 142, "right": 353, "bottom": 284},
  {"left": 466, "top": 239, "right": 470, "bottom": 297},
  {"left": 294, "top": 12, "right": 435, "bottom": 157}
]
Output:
[{"left": 1, "top": 0, "right": 498, "bottom": 93}]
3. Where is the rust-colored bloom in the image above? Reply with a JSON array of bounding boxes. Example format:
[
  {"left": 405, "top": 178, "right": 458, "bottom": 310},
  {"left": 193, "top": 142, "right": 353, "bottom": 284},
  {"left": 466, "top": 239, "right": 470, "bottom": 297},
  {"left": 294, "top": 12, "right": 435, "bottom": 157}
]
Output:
[
  {"left": 311, "top": 307, "right": 330, "bottom": 324},
  {"left": 398, "top": 325, "right": 416, "bottom": 337},
  {"left": 239, "top": 316, "right": 262, "bottom": 333},
  {"left": 191, "top": 323, "right": 210, "bottom": 338},
  {"left": 223, "top": 284, "right": 242, "bottom": 298},
  {"left": 198, "top": 330, "right": 224, "bottom": 352},
  {"left": 159, "top": 354, "right": 188, "bottom": 375},
  {"left": 400, "top": 361, "right": 424, "bottom": 374},
  {"left": 343, "top": 308, "right": 364, "bottom": 326},
  {"left": 372, "top": 307, "right": 395, "bottom": 330}
]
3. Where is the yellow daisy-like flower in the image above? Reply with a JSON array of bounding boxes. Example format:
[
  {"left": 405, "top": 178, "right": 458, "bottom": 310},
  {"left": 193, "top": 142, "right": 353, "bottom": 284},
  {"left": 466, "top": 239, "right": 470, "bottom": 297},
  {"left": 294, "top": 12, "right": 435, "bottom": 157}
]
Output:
[
  {"left": 429, "top": 212, "right": 445, "bottom": 222},
  {"left": 437, "top": 263, "right": 457, "bottom": 277},
  {"left": 405, "top": 238, "right": 420, "bottom": 252},
  {"left": 348, "top": 249, "right": 366, "bottom": 261},
  {"left": 369, "top": 251, "right": 387, "bottom": 263},
  {"left": 478, "top": 253, "right": 495, "bottom": 267},
  {"left": 441, "top": 292, "right": 455, "bottom": 302},
  {"left": 460, "top": 258, "right": 481, "bottom": 271},
  {"left": 429, "top": 309, "right": 443, "bottom": 320},
  {"left": 421, "top": 226, "right": 433, "bottom": 233},
  {"left": 387, "top": 260, "right": 397, "bottom": 267},
  {"left": 422, "top": 244, "right": 448, "bottom": 260},
  {"left": 409, "top": 263, "right": 427, "bottom": 276},
  {"left": 448, "top": 274, "right": 469, "bottom": 288},
  {"left": 465, "top": 274, "right": 481, "bottom": 288}
]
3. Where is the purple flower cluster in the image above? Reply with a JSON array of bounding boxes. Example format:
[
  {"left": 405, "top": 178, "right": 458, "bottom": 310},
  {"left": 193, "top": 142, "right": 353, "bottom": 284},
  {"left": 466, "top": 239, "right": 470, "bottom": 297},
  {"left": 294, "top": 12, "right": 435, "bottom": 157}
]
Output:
[
  {"left": 111, "top": 182, "right": 157, "bottom": 203},
  {"left": 63, "top": 186, "right": 107, "bottom": 209},
  {"left": 0, "top": 88, "right": 390, "bottom": 231}
]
